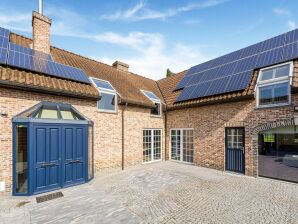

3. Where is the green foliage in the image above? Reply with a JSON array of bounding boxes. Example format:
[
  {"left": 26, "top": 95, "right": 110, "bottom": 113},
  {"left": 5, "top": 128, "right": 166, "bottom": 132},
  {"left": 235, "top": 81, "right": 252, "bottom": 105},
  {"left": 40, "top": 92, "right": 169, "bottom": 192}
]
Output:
[{"left": 166, "top": 68, "right": 175, "bottom": 77}]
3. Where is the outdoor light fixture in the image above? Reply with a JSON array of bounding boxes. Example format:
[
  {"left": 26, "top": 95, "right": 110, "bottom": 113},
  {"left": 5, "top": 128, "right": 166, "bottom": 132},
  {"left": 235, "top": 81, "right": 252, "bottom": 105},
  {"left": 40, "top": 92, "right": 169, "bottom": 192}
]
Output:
[{"left": 0, "top": 110, "right": 8, "bottom": 117}]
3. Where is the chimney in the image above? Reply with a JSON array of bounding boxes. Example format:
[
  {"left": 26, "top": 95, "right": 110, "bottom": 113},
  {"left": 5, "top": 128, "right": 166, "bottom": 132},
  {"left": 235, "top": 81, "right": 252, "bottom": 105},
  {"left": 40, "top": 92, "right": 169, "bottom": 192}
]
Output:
[
  {"left": 32, "top": 0, "right": 52, "bottom": 54},
  {"left": 112, "top": 61, "right": 129, "bottom": 72}
]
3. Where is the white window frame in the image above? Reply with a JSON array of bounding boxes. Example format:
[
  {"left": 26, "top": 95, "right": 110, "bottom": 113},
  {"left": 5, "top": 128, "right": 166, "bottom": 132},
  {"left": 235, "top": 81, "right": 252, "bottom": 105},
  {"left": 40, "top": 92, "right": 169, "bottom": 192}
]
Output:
[
  {"left": 140, "top": 89, "right": 162, "bottom": 117},
  {"left": 169, "top": 128, "right": 194, "bottom": 164},
  {"left": 256, "top": 62, "right": 293, "bottom": 108},
  {"left": 143, "top": 128, "right": 163, "bottom": 164},
  {"left": 90, "top": 77, "right": 118, "bottom": 113}
]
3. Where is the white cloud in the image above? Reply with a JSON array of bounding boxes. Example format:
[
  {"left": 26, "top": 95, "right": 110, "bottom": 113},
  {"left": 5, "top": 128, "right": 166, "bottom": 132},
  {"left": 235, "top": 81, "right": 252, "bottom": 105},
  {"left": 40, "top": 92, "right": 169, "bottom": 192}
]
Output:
[
  {"left": 273, "top": 8, "right": 291, "bottom": 17},
  {"left": 92, "top": 32, "right": 209, "bottom": 79},
  {"left": 0, "top": 7, "right": 31, "bottom": 32},
  {"left": 0, "top": 4, "right": 208, "bottom": 79},
  {"left": 287, "top": 20, "right": 296, "bottom": 30},
  {"left": 100, "top": 0, "right": 227, "bottom": 21}
]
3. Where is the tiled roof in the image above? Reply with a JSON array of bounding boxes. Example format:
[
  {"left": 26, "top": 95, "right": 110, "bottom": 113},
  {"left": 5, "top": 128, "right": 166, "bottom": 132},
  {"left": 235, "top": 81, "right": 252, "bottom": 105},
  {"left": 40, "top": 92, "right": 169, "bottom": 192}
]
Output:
[
  {"left": 0, "top": 65, "right": 99, "bottom": 99},
  {"left": 9, "top": 33, "right": 163, "bottom": 108}
]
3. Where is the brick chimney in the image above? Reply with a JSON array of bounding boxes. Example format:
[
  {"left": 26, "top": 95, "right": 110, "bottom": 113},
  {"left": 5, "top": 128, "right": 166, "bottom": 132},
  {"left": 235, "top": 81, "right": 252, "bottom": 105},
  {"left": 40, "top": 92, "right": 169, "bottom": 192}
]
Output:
[
  {"left": 32, "top": 5, "right": 51, "bottom": 54},
  {"left": 112, "top": 61, "right": 129, "bottom": 72}
]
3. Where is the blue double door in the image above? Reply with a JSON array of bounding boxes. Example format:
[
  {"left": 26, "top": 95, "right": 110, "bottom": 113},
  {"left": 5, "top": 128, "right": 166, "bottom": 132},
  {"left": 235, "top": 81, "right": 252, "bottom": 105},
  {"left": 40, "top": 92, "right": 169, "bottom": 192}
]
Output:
[{"left": 33, "top": 125, "right": 87, "bottom": 194}]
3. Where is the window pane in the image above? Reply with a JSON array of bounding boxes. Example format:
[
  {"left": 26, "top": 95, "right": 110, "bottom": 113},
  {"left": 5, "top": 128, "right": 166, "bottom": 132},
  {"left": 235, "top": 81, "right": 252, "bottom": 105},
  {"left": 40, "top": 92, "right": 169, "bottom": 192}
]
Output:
[
  {"left": 259, "top": 86, "right": 273, "bottom": 105},
  {"left": 60, "top": 110, "right": 76, "bottom": 120},
  {"left": 98, "top": 92, "right": 116, "bottom": 111},
  {"left": 92, "top": 78, "right": 114, "bottom": 90},
  {"left": 40, "top": 109, "right": 58, "bottom": 119},
  {"left": 273, "top": 82, "right": 289, "bottom": 104},
  {"left": 275, "top": 65, "right": 290, "bottom": 78},
  {"left": 151, "top": 103, "right": 160, "bottom": 116},
  {"left": 143, "top": 91, "right": 159, "bottom": 101},
  {"left": 261, "top": 69, "right": 274, "bottom": 81},
  {"left": 16, "top": 126, "right": 28, "bottom": 194}
]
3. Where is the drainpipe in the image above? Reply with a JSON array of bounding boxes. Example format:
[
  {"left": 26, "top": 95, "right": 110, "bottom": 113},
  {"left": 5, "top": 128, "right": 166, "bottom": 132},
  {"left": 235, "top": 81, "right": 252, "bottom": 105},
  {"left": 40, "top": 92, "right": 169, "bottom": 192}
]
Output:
[
  {"left": 122, "top": 102, "right": 128, "bottom": 170},
  {"left": 164, "top": 105, "right": 168, "bottom": 160}
]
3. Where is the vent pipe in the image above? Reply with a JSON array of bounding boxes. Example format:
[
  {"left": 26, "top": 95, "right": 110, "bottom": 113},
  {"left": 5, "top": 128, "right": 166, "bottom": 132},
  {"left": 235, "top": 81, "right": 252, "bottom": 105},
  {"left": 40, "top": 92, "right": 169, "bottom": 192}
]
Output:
[{"left": 39, "top": 0, "right": 43, "bottom": 14}]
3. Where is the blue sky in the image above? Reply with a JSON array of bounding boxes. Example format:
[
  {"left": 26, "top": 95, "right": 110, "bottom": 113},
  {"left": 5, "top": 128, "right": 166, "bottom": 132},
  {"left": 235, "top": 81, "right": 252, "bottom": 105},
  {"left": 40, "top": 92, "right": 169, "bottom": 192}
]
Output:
[{"left": 0, "top": 0, "right": 297, "bottom": 80}]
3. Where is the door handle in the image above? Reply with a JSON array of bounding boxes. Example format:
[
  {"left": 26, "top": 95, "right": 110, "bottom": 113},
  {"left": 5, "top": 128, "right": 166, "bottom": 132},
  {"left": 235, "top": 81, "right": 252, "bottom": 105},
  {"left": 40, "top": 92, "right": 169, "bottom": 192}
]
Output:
[{"left": 69, "top": 160, "right": 81, "bottom": 164}]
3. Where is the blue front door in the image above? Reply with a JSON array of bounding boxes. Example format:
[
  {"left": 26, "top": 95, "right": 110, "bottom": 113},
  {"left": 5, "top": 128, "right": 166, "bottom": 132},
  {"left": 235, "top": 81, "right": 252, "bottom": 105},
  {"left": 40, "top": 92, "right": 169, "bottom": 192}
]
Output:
[
  {"left": 62, "top": 126, "right": 86, "bottom": 187},
  {"left": 34, "top": 126, "right": 61, "bottom": 193},
  {"left": 33, "top": 125, "right": 87, "bottom": 194}
]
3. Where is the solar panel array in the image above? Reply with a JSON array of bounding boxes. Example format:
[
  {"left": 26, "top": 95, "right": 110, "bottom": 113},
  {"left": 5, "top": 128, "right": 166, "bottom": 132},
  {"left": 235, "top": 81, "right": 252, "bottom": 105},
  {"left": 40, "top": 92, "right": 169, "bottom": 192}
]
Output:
[
  {"left": 0, "top": 26, "right": 91, "bottom": 84},
  {"left": 0, "top": 27, "right": 10, "bottom": 64},
  {"left": 175, "top": 29, "right": 298, "bottom": 103},
  {"left": 7, "top": 43, "right": 91, "bottom": 84}
]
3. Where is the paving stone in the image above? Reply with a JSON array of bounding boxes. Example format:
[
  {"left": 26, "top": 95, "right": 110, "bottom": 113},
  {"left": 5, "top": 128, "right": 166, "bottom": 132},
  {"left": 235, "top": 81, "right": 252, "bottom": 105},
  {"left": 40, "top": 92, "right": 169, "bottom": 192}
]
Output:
[{"left": 0, "top": 161, "right": 297, "bottom": 224}]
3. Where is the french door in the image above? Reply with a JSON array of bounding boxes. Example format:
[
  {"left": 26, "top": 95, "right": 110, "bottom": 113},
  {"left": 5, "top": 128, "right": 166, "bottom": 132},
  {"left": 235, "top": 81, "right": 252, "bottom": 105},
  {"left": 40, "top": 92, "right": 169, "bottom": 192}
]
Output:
[
  {"left": 143, "top": 129, "right": 162, "bottom": 163},
  {"left": 171, "top": 129, "right": 194, "bottom": 163}
]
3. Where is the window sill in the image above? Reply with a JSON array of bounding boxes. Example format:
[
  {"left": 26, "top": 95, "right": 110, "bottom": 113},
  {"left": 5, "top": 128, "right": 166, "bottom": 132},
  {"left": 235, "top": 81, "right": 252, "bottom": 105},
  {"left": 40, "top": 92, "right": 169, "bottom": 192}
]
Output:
[
  {"left": 256, "top": 103, "right": 291, "bottom": 110},
  {"left": 97, "top": 109, "right": 118, "bottom": 114},
  {"left": 150, "top": 114, "right": 162, "bottom": 118}
]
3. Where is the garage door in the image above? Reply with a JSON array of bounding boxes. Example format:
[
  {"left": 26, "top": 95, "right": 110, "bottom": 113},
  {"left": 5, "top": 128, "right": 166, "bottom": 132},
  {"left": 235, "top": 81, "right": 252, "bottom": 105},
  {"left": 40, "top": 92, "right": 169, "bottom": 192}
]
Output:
[{"left": 34, "top": 125, "right": 87, "bottom": 194}]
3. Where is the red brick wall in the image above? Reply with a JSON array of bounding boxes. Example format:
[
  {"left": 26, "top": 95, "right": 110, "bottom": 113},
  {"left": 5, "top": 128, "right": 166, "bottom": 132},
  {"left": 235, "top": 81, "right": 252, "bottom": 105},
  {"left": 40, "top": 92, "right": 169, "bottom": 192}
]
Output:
[
  {"left": 0, "top": 87, "right": 165, "bottom": 192},
  {"left": 166, "top": 94, "right": 298, "bottom": 176}
]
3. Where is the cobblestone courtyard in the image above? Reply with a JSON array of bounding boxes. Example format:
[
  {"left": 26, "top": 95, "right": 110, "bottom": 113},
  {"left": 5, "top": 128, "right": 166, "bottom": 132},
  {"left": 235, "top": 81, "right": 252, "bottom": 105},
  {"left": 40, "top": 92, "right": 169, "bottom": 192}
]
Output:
[{"left": 0, "top": 161, "right": 297, "bottom": 224}]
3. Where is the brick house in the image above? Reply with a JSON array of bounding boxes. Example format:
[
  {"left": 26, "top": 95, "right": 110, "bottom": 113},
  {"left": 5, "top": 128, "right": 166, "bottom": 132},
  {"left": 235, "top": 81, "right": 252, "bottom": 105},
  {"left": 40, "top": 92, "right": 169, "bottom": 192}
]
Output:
[{"left": 1, "top": 8, "right": 298, "bottom": 195}]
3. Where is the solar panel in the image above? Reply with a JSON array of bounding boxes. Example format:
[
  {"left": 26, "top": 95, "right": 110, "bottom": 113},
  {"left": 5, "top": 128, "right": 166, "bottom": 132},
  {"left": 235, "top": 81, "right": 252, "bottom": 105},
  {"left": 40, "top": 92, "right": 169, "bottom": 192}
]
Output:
[
  {"left": 176, "top": 85, "right": 197, "bottom": 102},
  {"left": 0, "top": 27, "right": 10, "bottom": 64},
  {"left": 282, "top": 42, "right": 298, "bottom": 61},
  {"left": 8, "top": 43, "right": 91, "bottom": 84},
  {"left": 175, "top": 28, "right": 298, "bottom": 103}
]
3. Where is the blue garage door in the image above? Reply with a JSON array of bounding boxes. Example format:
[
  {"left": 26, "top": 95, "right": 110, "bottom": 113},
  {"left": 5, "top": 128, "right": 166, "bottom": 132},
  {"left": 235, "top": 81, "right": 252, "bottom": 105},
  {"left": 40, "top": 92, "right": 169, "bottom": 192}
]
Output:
[{"left": 33, "top": 125, "right": 87, "bottom": 194}]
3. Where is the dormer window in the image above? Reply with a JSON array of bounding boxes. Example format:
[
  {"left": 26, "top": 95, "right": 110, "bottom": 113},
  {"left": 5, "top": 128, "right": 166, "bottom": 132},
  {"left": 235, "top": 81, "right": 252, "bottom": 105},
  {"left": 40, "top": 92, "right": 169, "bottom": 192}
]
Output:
[
  {"left": 256, "top": 62, "right": 293, "bottom": 108},
  {"left": 90, "top": 78, "right": 117, "bottom": 113},
  {"left": 141, "top": 90, "right": 161, "bottom": 117}
]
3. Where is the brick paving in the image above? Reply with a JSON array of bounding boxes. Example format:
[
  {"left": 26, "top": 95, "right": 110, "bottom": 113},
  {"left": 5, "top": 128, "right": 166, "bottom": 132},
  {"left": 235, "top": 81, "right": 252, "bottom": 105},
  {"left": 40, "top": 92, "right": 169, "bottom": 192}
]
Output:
[{"left": 0, "top": 161, "right": 297, "bottom": 224}]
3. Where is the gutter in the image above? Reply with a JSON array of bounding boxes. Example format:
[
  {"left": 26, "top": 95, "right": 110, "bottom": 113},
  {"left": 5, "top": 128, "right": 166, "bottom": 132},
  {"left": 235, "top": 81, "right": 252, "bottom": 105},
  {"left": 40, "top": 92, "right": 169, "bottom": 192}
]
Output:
[
  {"left": 121, "top": 102, "right": 128, "bottom": 170},
  {"left": 0, "top": 81, "right": 100, "bottom": 100}
]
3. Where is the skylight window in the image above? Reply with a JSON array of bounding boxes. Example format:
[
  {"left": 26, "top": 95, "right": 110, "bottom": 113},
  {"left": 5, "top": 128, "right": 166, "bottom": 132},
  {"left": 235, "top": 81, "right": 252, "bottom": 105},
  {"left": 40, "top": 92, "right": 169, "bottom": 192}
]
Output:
[
  {"left": 256, "top": 62, "right": 293, "bottom": 108},
  {"left": 141, "top": 90, "right": 161, "bottom": 117},
  {"left": 92, "top": 78, "right": 115, "bottom": 91},
  {"left": 90, "top": 77, "right": 117, "bottom": 113},
  {"left": 142, "top": 90, "right": 159, "bottom": 101}
]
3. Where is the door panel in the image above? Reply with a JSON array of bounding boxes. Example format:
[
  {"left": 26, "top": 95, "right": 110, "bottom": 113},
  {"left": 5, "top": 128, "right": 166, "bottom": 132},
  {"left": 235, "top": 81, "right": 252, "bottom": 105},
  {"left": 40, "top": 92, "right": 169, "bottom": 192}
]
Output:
[
  {"left": 225, "top": 128, "right": 245, "bottom": 173},
  {"left": 62, "top": 126, "right": 86, "bottom": 186},
  {"left": 35, "top": 128, "right": 47, "bottom": 191},
  {"left": 48, "top": 128, "right": 60, "bottom": 188}
]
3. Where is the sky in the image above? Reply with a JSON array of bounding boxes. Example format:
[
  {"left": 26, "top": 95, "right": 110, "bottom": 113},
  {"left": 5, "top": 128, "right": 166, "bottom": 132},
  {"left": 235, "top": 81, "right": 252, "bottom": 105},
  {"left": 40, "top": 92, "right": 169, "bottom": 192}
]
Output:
[{"left": 0, "top": 0, "right": 298, "bottom": 80}]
